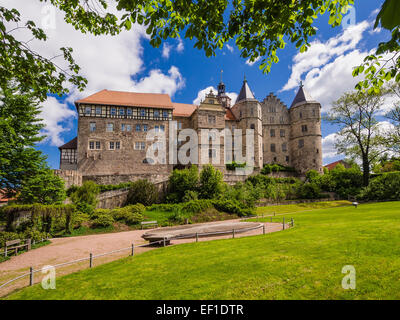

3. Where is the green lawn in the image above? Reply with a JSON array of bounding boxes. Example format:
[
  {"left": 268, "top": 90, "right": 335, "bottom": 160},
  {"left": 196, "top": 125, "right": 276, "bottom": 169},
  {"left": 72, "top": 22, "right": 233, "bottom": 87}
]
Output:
[{"left": 6, "top": 201, "right": 400, "bottom": 300}]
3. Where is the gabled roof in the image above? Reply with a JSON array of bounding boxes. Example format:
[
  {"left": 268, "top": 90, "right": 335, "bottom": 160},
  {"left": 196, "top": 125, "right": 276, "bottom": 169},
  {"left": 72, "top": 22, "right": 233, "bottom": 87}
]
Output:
[
  {"left": 235, "top": 79, "right": 256, "bottom": 103},
  {"left": 59, "top": 137, "right": 77, "bottom": 150},
  {"left": 172, "top": 102, "right": 197, "bottom": 117},
  {"left": 324, "top": 160, "right": 350, "bottom": 170},
  {"left": 290, "top": 85, "right": 317, "bottom": 108},
  {"left": 75, "top": 89, "right": 174, "bottom": 109},
  {"left": 225, "top": 108, "right": 237, "bottom": 121}
]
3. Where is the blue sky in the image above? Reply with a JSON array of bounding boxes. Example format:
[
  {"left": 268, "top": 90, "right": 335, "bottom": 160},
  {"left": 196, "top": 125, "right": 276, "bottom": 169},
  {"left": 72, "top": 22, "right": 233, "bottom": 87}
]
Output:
[{"left": 6, "top": 0, "right": 389, "bottom": 168}]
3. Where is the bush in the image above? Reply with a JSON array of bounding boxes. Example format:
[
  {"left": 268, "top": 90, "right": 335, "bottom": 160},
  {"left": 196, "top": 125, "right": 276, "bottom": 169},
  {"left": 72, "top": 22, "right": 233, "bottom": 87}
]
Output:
[
  {"left": 1, "top": 204, "right": 76, "bottom": 234},
  {"left": 358, "top": 172, "right": 400, "bottom": 201},
  {"left": 110, "top": 204, "right": 145, "bottom": 225},
  {"left": 226, "top": 161, "right": 246, "bottom": 171},
  {"left": 91, "top": 214, "right": 114, "bottom": 228},
  {"left": 261, "top": 164, "right": 296, "bottom": 175},
  {"left": 167, "top": 165, "right": 199, "bottom": 202},
  {"left": 199, "top": 165, "right": 224, "bottom": 199},
  {"left": 70, "top": 181, "right": 100, "bottom": 215},
  {"left": 0, "top": 231, "right": 20, "bottom": 247},
  {"left": 126, "top": 179, "right": 158, "bottom": 206},
  {"left": 298, "top": 183, "right": 323, "bottom": 199},
  {"left": 182, "top": 190, "right": 199, "bottom": 202}
]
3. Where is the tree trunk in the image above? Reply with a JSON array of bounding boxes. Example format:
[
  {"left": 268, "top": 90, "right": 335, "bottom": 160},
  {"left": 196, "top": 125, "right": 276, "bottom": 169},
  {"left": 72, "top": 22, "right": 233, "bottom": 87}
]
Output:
[{"left": 362, "top": 155, "right": 370, "bottom": 187}]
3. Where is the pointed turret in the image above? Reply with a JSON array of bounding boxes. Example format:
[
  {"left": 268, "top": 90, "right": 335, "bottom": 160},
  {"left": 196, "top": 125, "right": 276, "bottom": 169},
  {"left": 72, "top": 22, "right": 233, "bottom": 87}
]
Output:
[
  {"left": 290, "top": 82, "right": 317, "bottom": 108},
  {"left": 235, "top": 75, "right": 256, "bottom": 103}
]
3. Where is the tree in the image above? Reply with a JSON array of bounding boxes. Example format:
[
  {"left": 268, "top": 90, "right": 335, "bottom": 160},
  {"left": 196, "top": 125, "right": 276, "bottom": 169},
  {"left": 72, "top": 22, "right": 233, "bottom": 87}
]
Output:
[
  {"left": 383, "top": 83, "right": 400, "bottom": 155},
  {"left": 0, "top": 84, "right": 45, "bottom": 197},
  {"left": 199, "top": 165, "right": 224, "bottom": 199},
  {"left": 18, "top": 168, "right": 66, "bottom": 204},
  {"left": 325, "top": 91, "right": 387, "bottom": 186}
]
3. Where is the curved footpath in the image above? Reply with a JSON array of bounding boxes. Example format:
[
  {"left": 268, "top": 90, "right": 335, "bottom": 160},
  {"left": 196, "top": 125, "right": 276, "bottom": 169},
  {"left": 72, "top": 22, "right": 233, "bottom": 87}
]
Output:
[{"left": 0, "top": 219, "right": 288, "bottom": 296}]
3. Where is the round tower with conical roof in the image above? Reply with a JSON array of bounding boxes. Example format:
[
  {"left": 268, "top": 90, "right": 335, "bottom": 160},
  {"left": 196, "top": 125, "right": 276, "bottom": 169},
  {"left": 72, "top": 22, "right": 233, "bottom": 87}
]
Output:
[
  {"left": 289, "top": 83, "right": 323, "bottom": 174},
  {"left": 230, "top": 77, "right": 263, "bottom": 170}
]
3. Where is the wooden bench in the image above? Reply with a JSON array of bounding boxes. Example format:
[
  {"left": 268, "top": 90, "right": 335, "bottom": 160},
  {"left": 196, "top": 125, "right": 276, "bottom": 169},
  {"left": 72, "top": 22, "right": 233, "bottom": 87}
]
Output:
[
  {"left": 141, "top": 221, "right": 158, "bottom": 230},
  {"left": 3, "top": 239, "right": 31, "bottom": 257}
]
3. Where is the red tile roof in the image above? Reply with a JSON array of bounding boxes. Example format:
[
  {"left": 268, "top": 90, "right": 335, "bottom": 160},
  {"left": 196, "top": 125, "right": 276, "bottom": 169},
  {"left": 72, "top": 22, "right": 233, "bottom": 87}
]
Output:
[
  {"left": 324, "top": 160, "right": 349, "bottom": 170},
  {"left": 75, "top": 89, "right": 174, "bottom": 109},
  {"left": 225, "top": 108, "right": 237, "bottom": 121},
  {"left": 172, "top": 102, "right": 197, "bottom": 117}
]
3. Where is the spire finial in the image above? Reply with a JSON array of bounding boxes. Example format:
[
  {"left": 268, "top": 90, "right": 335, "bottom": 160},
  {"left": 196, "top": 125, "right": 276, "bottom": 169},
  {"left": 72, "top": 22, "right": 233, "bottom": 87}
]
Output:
[
  {"left": 300, "top": 80, "right": 304, "bottom": 88},
  {"left": 244, "top": 73, "right": 247, "bottom": 82},
  {"left": 220, "top": 69, "right": 223, "bottom": 83}
]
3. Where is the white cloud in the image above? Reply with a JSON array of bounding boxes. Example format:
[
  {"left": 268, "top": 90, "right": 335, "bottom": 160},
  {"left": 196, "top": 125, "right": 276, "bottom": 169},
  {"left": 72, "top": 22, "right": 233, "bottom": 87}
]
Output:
[
  {"left": 226, "top": 44, "right": 234, "bottom": 53},
  {"left": 245, "top": 56, "right": 260, "bottom": 66},
  {"left": 193, "top": 86, "right": 238, "bottom": 105},
  {"left": 177, "top": 38, "right": 184, "bottom": 52},
  {"left": 131, "top": 66, "right": 185, "bottom": 96},
  {"left": 281, "top": 21, "right": 373, "bottom": 112},
  {"left": 3, "top": 0, "right": 186, "bottom": 146},
  {"left": 162, "top": 43, "right": 172, "bottom": 58},
  {"left": 322, "top": 133, "right": 340, "bottom": 164},
  {"left": 39, "top": 97, "right": 76, "bottom": 146}
]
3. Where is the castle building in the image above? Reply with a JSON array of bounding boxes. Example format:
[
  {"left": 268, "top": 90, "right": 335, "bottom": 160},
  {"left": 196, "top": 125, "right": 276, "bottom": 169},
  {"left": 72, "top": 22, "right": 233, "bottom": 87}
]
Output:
[{"left": 58, "top": 78, "right": 323, "bottom": 185}]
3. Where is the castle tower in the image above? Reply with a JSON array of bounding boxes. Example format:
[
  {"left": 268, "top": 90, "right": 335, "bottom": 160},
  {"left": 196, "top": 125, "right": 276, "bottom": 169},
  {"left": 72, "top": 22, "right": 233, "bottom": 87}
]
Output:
[
  {"left": 231, "top": 76, "right": 263, "bottom": 169},
  {"left": 289, "top": 83, "right": 323, "bottom": 174},
  {"left": 217, "top": 70, "right": 232, "bottom": 108}
]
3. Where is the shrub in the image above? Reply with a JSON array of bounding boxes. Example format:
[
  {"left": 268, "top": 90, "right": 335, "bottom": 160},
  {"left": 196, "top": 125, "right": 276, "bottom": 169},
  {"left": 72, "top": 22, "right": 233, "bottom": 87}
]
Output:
[
  {"left": 70, "top": 181, "right": 100, "bottom": 215},
  {"left": 0, "top": 231, "right": 20, "bottom": 247},
  {"left": 181, "top": 199, "right": 213, "bottom": 214},
  {"left": 182, "top": 190, "right": 199, "bottom": 202},
  {"left": 261, "top": 164, "right": 296, "bottom": 175},
  {"left": 110, "top": 204, "right": 145, "bottom": 225},
  {"left": 167, "top": 165, "right": 199, "bottom": 202},
  {"left": 358, "top": 172, "right": 400, "bottom": 201},
  {"left": 199, "top": 165, "right": 224, "bottom": 199},
  {"left": 226, "top": 161, "right": 246, "bottom": 171},
  {"left": 91, "top": 214, "right": 114, "bottom": 228},
  {"left": 298, "top": 183, "right": 323, "bottom": 199},
  {"left": 126, "top": 179, "right": 158, "bottom": 206}
]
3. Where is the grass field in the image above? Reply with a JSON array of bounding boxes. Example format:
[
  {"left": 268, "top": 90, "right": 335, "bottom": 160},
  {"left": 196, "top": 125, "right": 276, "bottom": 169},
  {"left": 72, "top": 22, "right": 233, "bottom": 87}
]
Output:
[{"left": 6, "top": 201, "right": 400, "bottom": 300}]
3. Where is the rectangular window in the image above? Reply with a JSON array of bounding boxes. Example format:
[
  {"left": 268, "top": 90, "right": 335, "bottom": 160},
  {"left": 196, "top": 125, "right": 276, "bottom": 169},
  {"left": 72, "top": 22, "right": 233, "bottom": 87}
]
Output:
[
  {"left": 208, "top": 115, "right": 216, "bottom": 124},
  {"left": 116, "top": 141, "right": 120, "bottom": 150},
  {"left": 160, "top": 125, "right": 165, "bottom": 132},
  {"left": 286, "top": 156, "right": 290, "bottom": 162},
  {"left": 135, "top": 142, "right": 145, "bottom": 150},
  {"left": 178, "top": 122, "right": 182, "bottom": 130},
  {"left": 109, "top": 141, "right": 115, "bottom": 150},
  {"left": 299, "top": 139, "right": 304, "bottom": 148},
  {"left": 302, "top": 125, "right": 308, "bottom": 132},
  {"left": 119, "top": 108, "right": 125, "bottom": 116},
  {"left": 270, "top": 117, "right": 275, "bottom": 124},
  {"left": 163, "top": 111, "right": 168, "bottom": 118},
  {"left": 282, "top": 143, "right": 287, "bottom": 152},
  {"left": 143, "top": 124, "right": 148, "bottom": 132},
  {"left": 111, "top": 107, "right": 116, "bottom": 116},
  {"left": 209, "top": 148, "right": 216, "bottom": 158},
  {"left": 85, "top": 106, "right": 91, "bottom": 115},
  {"left": 154, "top": 110, "right": 160, "bottom": 118},
  {"left": 95, "top": 141, "right": 101, "bottom": 149},
  {"left": 89, "top": 141, "right": 94, "bottom": 150},
  {"left": 121, "top": 124, "right": 126, "bottom": 131},
  {"left": 90, "top": 122, "right": 96, "bottom": 132},
  {"left": 280, "top": 129, "right": 285, "bottom": 137},
  {"left": 136, "top": 124, "right": 141, "bottom": 132},
  {"left": 270, "top": 129, "right": 275, "bottom": 137},
  {"left": 106, "top": 123, "right": 114, "bottom": 132},
  {"left": 126, "top": 124, "right": 131, "bottom": 132},
  {"left": 95, "top": 106, "right": 102, "bottom": 115},
  {"left": 127, "top": 108, "right": 132, "bottom": 116},
  {"left": 280, "top": 116, "right": 284, "bottom": 124},
  {"left": 271, "top": 144, "right": 276, "bottom": 152},
  {"left": 155, "top": 125, "right": 159, "bottom": 133},
  {"left": 140, "top": 109, "right": 146, "bottom": 117}
]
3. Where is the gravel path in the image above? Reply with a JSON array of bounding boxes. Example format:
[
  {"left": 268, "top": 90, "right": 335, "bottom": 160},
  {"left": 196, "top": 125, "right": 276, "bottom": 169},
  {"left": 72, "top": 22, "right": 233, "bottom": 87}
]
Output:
[{"left": 0, "top": 220, "right": 288, "bottom": 296}]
